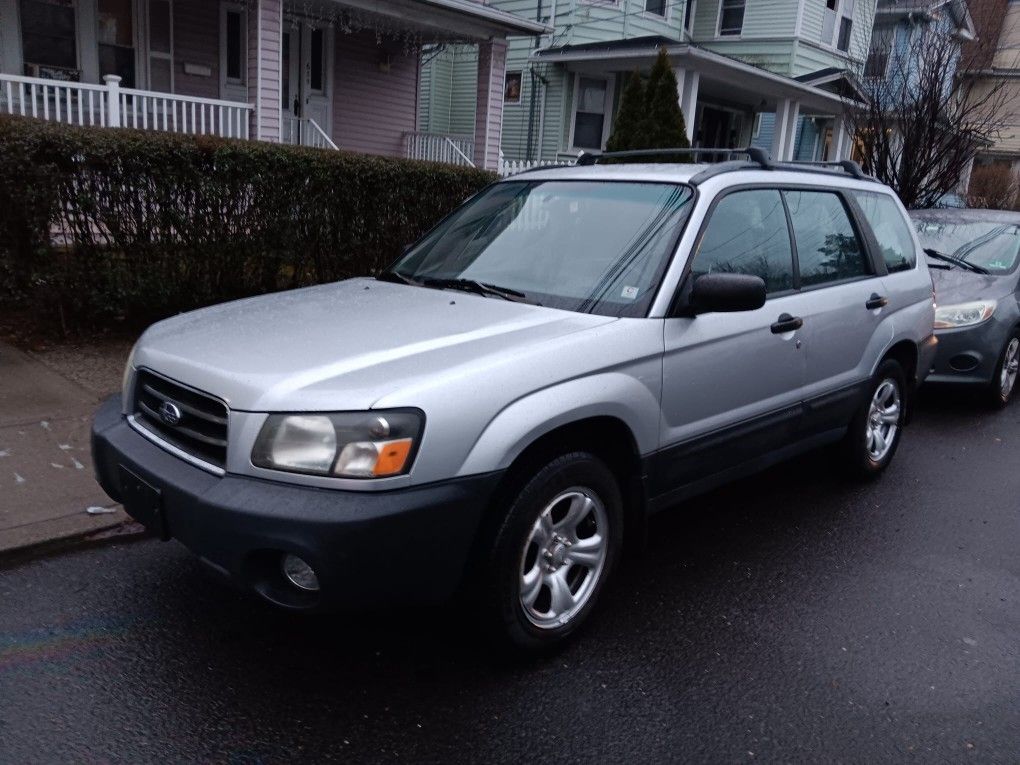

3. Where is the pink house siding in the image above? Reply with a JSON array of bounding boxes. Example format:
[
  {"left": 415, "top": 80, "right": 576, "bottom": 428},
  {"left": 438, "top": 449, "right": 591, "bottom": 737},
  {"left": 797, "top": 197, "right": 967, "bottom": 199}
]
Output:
[
  {"left": 172, "top": 0, "right": 219, "bottom": 101},
  {"left": 332, "top": 30, "right": 420, "bottom": 156},
  {"left": 248, "top": 0, "right": 282, "bottom": 141}
]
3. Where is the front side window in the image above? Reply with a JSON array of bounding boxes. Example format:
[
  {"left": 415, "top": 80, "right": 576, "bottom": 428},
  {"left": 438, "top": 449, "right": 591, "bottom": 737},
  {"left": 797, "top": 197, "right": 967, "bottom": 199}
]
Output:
[
  {"left": 691, "top": 189, "right": 795, "bottom": 294},
  {"left": 915, "top": 218, "right": 1020, "bottom": 275},
  {"left": 572, "top": 77, "right": 609, "bottom": 150},
  {"left": 719, "top": 0, "right": 745, "bottom": 35},
  {"left": 20, "top": 0, "right": 78, "bottom": 73},
  {"left": 785, "top": 190, "right": 868, "bottom": 286},
  {"left": 853, "top": 192, "right": 916, "bottom": 272},
  {"left": 392, "top": 181, "right": 695, "bottom": 317}
]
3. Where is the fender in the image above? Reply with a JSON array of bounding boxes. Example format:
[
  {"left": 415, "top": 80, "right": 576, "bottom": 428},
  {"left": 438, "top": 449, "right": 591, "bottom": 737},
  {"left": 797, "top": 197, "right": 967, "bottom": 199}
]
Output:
[{"left": 455, "top": 371, "right": 661, "bottom": 478}]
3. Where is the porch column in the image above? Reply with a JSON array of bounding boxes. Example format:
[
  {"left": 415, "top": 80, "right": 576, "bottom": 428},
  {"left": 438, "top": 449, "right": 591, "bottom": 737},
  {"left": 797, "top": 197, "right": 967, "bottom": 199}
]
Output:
[
  {"left": 474, "top": 39, "right": 508, "bottom": 171},
  {"left": 771, "top": 98, "right": 800, "bottom": 161},
  {"left": 673, "top": 67, "right": 700, "bottom": 144},
  {"left": 248, "top": 0, "right": 283, "bottom": 142},
  {"left": 831, "top": 115, "right": 852, "bottom": 162}
]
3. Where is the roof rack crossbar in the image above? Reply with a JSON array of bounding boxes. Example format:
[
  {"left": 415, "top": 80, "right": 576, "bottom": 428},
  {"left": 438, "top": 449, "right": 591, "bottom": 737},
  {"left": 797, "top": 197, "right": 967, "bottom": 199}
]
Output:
[
  {"left": 576, "top": 146, "right": 773, "bottom": 170},
  {"left": 774, "top": 159, "right": 874, "bottom": 181}
]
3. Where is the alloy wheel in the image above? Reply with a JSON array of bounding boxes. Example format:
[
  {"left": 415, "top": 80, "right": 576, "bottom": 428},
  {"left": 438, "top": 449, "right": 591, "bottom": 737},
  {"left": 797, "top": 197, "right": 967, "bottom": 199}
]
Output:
[
  {"left": 1000, "top": 338, "right": 1019, "bottom": 399},
  {"left": 518, "top": 488, "right": 609, "bottom": 630},
  {"left": 866, "top": 378, "right": 901, "bottom": 462}
]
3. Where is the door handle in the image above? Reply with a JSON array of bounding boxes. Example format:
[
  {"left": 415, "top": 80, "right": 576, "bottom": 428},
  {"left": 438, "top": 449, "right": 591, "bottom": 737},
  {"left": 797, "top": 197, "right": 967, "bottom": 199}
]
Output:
[
  {"left": 771, "top": 313, "right": 803, "bottom": 334},
  {"left": 866, "top": 293, "right": 888, "bottom": 310}
]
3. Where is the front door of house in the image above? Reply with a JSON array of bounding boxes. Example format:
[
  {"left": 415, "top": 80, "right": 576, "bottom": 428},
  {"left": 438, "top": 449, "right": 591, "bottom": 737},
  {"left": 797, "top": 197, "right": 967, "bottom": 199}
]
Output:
[{"left": 282, "top": 21, "right": 331, "bottom": 142}]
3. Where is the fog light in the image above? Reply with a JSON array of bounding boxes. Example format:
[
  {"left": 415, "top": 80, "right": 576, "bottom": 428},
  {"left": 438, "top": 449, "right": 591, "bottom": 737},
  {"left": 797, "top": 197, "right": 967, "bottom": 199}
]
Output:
[{"left": 281, "top": 554, "right": 320, "bottom": 592}]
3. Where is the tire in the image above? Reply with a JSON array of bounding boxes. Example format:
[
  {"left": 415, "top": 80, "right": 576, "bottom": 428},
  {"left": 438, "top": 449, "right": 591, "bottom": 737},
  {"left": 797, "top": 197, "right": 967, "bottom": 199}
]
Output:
[
  {"left": 482, "top": 452, "right": 623, "bottom": 652},
  {"left": 843, "top": 358, "right": 907, "bottom": 479},
  {"left": 986, "top": 332, "right": 1020, "bottom": 409}
]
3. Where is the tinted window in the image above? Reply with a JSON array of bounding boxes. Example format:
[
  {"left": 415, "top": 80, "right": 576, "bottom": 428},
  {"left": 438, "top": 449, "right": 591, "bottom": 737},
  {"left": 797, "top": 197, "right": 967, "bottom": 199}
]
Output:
[
  {"left": 853, "top": 191, "right": 916, "bottom": 272},
  {"left": 692, "top": 189, "right": 794, "bottom": 293},
  {"left": 785, "top": 191, "right": 868, "bottom": 286}
]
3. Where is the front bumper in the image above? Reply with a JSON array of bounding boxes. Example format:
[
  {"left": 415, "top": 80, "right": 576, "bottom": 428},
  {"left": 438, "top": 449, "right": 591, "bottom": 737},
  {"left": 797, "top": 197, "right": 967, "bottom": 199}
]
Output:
[
  {"left": 927, "top": 319, "right": 1012, "bottom": 386},
  {"left": 91, "top": 395, "right": 502, "bottom": 610}
]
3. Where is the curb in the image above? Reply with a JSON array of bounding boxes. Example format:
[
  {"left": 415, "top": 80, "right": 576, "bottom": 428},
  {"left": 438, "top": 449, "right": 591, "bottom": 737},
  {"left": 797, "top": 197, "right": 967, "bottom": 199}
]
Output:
[{"left": 0, "top": 518, "right": 151, "bottom": 570}]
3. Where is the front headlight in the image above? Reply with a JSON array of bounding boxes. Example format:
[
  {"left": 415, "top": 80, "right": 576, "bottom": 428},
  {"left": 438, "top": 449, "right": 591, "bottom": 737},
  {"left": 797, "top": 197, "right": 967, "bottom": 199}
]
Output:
[
  {"left": 934, "top": 300, "right": 997, "bottom": 329},
  {"left": 252, "top": 410, "right": 424, "bottom": 478}
]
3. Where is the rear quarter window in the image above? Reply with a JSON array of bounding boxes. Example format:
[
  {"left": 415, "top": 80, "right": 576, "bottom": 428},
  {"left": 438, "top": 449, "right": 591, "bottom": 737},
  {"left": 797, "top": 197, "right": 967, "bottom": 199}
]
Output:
[{"left": 852, "top": 191, "right": 917, "bottom": 272}]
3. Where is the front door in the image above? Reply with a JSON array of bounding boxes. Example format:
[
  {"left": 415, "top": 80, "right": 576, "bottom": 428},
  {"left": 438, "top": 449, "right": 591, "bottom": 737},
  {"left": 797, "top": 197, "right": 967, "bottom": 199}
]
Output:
[
  {"left": 283, "top": 21, "right": 331, "bottom": 141},
  {"left": 656, "top": 188, "right": 809, "bottom": 496}
]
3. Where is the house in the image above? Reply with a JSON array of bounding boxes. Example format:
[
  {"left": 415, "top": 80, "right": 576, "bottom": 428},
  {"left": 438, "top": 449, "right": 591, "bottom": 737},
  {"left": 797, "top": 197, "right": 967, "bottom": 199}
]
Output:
[
  {"left": 417, "top": 0, "right": 879, "bottom": 166},
  {"left": 0, "top": 0, "right": 548, "bottom": 170},
  {"left": 962, "top": 0, "right": 1020, "bottom": 179}
]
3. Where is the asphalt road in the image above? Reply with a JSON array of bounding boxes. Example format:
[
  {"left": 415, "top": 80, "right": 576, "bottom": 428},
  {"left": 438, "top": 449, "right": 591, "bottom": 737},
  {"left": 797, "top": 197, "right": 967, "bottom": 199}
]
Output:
[{"left": 1, "top": 390, "right": 1018, "bottom": 763}]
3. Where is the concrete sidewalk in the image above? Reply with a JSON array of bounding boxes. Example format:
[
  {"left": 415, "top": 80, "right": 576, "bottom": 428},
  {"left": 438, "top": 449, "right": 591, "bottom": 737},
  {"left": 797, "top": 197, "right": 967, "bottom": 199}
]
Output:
[{"left": 0, "top": 341, "right": 133, "bottom": 557}]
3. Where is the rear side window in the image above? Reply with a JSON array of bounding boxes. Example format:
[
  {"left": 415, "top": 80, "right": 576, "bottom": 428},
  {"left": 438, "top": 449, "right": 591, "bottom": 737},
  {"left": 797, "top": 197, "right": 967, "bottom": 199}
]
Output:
[
  {"left": 692, "top": 189, "right": 795, "bottom": 293},
  {"left": 784, "top": 190, "right": 869, "bottom": 286},
  {"left": 853, "top": 191, "right": 917, "bottom": 272}
]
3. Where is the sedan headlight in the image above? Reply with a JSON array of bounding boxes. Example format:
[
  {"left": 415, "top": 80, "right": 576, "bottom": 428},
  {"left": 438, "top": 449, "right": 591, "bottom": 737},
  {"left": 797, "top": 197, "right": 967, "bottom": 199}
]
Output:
[
  {"left": 934, "top": 300, "right": 997, "bottom": 329},
  {"left": 252, "top": 410, "right": 424, "bottom": 478}
]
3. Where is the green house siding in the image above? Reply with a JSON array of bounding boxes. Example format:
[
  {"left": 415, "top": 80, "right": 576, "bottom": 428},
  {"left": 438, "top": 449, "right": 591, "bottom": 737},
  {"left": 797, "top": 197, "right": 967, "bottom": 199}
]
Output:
[{"left": 418, "top": 44, "right": 477, "bottom": 137}]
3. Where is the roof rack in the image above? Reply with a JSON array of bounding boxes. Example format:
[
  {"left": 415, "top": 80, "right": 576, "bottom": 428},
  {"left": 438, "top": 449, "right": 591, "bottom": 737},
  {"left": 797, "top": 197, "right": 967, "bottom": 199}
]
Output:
[{"left": 517, "top": 147, "right": 879, "bottom": 185}]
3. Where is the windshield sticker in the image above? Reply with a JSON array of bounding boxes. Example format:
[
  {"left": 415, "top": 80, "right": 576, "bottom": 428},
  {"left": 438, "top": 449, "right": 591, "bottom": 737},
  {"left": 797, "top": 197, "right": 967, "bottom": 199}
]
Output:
[{"left": 621, "top": 286, "right": 639, "bottom": 299}]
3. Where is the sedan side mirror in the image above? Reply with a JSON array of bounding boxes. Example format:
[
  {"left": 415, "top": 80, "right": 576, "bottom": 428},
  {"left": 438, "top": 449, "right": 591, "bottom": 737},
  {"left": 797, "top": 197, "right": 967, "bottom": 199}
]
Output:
[{"left": 689, "top": 273, "right": 766, "bottom": 314}]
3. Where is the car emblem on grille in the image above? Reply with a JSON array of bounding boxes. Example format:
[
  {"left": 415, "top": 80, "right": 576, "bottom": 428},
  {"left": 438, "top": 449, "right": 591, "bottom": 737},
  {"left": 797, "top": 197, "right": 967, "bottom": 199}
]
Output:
[{"left": 159, "top": 401, "right": 183, "bottom": 426}]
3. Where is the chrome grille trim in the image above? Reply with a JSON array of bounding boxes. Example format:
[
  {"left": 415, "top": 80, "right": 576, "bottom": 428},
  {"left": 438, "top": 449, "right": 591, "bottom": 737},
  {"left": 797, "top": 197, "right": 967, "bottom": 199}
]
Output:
[{"left": 133, "top": 369, "right": 229, "bottom": 468}]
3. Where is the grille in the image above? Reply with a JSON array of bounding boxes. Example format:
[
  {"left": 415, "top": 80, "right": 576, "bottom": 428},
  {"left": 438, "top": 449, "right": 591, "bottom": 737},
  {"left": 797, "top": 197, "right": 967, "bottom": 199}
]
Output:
[{"left": 133, "top": 370, "right": 229, "bottom": 468}]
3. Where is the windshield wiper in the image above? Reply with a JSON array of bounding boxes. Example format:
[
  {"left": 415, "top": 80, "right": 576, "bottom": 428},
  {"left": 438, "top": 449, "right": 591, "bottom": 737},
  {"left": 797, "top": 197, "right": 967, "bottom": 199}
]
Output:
[
  {"left": 376, "top": 270, "right": 420, "bottom": 286},
  {"left": 923, "top": 248, "right": 990, "bottom": 275},
  {"left": 421, "top": 277, "right": 527, "bottom": 302}
]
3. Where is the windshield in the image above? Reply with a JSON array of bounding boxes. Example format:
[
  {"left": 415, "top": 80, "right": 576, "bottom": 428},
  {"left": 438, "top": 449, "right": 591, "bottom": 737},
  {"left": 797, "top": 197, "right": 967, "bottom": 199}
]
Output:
[
  {"left": 914, "top": 219, "right": 1020, "bottom": 275},
  {"left": 390, "top": 180, "right": 695, "bottom": 317}
]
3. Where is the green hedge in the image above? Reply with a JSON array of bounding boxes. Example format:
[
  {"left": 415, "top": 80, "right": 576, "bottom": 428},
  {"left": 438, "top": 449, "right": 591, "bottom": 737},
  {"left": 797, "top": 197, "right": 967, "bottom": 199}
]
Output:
[{"left": 0, "top": 116, "right": 494, "bottom": 333}]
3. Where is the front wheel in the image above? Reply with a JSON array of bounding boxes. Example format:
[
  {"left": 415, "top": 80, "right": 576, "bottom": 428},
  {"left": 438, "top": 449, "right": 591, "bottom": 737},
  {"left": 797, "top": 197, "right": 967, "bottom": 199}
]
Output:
[
  {"left": 843, "top": 359, "right": 907, "bottom": 479},
  {"left": 483, "top": 452, "right": 623, "bottom": 652},
  {"left": 986, "top": 332, "right": 1020, "bottom": 409}
]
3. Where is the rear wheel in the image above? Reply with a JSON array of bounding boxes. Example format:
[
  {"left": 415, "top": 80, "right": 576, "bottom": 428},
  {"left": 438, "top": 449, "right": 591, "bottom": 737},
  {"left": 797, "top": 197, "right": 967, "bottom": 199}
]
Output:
[
  {"left": 843, "top": 359, "right": 907, "bottom": 479},
  {"left": 482, "top": 452, "right": 622, "bottom": 652},
  {"left": 986, "top": 332, "right": 1020, "bottom": 409}
]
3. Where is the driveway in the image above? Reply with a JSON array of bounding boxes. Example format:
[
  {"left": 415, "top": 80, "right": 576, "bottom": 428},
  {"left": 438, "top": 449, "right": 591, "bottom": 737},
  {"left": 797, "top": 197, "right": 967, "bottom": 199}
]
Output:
[{"left": 0, "top": 392, "right": 1017, "bottom": 762}]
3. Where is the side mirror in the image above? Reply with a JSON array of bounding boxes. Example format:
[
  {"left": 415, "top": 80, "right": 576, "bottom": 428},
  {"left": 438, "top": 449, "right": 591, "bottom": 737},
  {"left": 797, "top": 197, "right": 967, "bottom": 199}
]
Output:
[{"left": 689, "top": 273, "right": 766, "bottom": 314}]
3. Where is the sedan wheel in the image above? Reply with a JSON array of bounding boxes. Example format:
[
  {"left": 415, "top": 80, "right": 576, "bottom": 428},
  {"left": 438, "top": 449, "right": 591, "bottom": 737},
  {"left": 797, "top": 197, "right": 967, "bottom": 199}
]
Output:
[{"left": 999, "top": 337, "right": 1019, "bottom": 399}]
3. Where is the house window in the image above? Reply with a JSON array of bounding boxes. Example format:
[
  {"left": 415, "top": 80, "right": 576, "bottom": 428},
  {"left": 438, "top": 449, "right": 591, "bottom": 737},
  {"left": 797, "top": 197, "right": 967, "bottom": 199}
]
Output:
[
  {"left": 148, "top": 0, "right": 173, "bottom": 92},
  {"left": 20, "top": 0, "right": 78, "bottom": 75},
  {"left": 837, "top": 16, "right": 853, "bottom": 51},
  {"left": 864, "top": 24, "right": 894, "bottom": 77},
  {"left": 224, "top": 8, "right": 245, "bottom": 82},
  {"left": 824, "top": 0, "right": 855, "bottom": 52},
  {"left": 572, "top": 76, "right": 609, "bottom": 150},
  {"left": 98, "top": 0, "right": 136, "bottom": 87},
  {"left": 504, "top": 71, "right": 522, "bottom": 104},
  {"left": 683, "top": 0, "right": 696, "bottom": 33},
  {"left": 646, "top": 0, "right": 667, "bottom": 16},
  {"left": 719, "top": 0, "right": 745, "bottom": 35}
]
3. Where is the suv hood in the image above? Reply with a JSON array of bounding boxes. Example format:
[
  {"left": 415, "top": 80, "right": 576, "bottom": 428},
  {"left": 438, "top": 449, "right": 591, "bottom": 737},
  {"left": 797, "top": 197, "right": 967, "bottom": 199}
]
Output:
[{"left": 132, "top": 278, "right": 617, "bottom": 411}]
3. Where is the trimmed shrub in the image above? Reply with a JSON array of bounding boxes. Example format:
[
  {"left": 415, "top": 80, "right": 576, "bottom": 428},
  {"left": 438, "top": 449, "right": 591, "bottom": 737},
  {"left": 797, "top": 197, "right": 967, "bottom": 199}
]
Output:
[{"left": 0, "top": 116, "right": 494, "bottom": 333}]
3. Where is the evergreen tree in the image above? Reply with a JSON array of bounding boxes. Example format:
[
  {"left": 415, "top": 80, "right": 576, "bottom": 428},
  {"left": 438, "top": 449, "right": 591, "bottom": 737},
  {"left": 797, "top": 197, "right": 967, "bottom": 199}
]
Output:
[
  {"left": 644, "top": 48, "right": 690, "bottom": 155},
  {"left": 605, "top": 70, "right": 647, "bottom": 152}
]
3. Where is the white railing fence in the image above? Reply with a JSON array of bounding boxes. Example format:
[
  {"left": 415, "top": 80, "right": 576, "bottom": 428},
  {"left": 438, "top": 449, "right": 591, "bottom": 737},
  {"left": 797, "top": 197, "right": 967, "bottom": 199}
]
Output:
[
  {"left": 0, "top": 74, "right": 253, "bottom": 139},
  {"left": 404, "top": 132, "right": 475, "bottom": 167},
  {"left": 497, "top": 156, "right": 575, "bottom": 177},
  {"left": 282, "top": 116, "right": 339, "bottom": 150}
]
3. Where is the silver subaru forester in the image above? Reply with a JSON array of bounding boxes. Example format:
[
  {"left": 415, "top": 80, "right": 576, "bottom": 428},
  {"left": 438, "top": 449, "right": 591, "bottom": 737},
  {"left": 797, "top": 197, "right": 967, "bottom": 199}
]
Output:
[{"left": 92, "top": 152, "right": 937, "bottom": 650}]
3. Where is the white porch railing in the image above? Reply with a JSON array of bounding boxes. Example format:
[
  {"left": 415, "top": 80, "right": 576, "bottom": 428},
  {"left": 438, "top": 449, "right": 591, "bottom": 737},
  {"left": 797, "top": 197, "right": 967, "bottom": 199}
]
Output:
[
  {"left": 404, "top": 131, "right": 475, "bottom": 167},
  {"left": 282, "top": 116, "right": 338, "bottom": 150},
  {"left": 497, "top": 156, "right": 575, "bottom": 177},
  {"left": 0, "top": 73, "right": 252, "bottom": 139}
]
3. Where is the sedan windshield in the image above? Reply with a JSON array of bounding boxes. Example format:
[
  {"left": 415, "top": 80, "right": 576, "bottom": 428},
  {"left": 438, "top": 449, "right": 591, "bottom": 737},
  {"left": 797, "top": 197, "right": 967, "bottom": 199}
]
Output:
[
  {"left": 915, "top": 219, "right": 1020, "bottom": 275},
  {"left": 389, "top": 180, "right": 695, "bottom": 317}
]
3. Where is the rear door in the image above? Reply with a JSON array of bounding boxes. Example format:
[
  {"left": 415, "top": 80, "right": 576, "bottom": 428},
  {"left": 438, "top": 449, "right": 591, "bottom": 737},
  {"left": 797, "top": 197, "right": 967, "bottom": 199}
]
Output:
[
  {"left": 656, "top": 188, "right": 814, "bottom": 495},
  {"left": 781, "top": 188, "right": 888, "bottom": 433}
]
